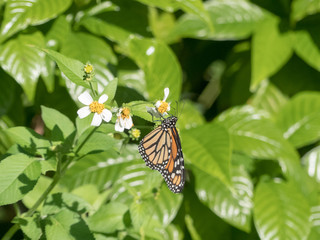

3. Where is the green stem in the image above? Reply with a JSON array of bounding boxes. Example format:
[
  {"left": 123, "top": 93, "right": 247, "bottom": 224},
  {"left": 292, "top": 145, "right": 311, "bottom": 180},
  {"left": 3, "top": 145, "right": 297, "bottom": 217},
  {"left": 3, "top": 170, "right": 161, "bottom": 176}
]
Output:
[
  {"left": 89, "top": 82, "right": 96, "bottom": 97},
  {"left": 13, "top": 203, "right": 21, "bottom": 217},
  {"left": 1, "top": 224, "right": 20, "bottom": 240},
  {"left": 74, "top": 127, "right": 97, "bottom": 155},
  {"left": 25, "top": 173, "right": 60, "bottom": 218},
  {"left": 2, "top": 127, "right": 98, "bottom": 240}
]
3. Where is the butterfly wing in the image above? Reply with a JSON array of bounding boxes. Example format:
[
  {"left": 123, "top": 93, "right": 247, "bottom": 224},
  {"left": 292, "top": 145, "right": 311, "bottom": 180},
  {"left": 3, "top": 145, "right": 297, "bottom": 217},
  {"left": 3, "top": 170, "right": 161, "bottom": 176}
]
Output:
[
  {"left": 160, "top": 127, "right": 185, "bottom": 193},
  {"left": 138, "top": 126, "right": 171, "bottom": 171}
]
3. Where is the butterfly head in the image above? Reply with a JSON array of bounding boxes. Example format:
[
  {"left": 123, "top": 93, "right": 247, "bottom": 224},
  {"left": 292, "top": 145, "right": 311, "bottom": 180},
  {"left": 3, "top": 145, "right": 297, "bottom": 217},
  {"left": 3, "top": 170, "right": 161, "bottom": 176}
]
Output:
[{"left": 162, "top": 116, "right": 178, "bottom": 128}]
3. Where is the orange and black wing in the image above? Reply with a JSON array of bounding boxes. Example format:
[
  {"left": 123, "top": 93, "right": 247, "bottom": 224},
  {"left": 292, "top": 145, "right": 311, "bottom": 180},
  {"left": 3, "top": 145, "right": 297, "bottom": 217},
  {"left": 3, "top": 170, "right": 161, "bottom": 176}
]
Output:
[
  {"left": 160, "top": 127, "right": 185, "bottom": 193},
  {"left": 138, "top": 126, "right": 171, "bottom": 171}
]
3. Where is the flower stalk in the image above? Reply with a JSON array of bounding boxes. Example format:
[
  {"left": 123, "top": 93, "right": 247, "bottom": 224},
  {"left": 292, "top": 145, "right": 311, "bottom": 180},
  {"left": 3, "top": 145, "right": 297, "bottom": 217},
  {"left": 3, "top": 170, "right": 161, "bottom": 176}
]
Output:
[{"left": 1, "top": 127, "right": 98, "bottom": 240}]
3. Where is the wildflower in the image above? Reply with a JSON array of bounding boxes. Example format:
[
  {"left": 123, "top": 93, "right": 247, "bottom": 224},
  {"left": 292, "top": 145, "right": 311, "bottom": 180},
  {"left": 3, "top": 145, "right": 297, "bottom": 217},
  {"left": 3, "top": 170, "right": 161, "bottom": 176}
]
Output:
[
  {"left": 115, "top": 107, "right": 133, "bottom": 132},
  {"left": 129, "top": 128, "right": 141, "bottom": 140},
  {"left": 84, "top": 63, "right": 94, "bottom": 74},
  {"left": 83, "top": 63, "right": 95, "bottom": 81},
  {"left": 155, "top": 87, "right": 171, "bottom": 115},
  {"left": 77, "top": 92, "right": 112, "bottom": 126}
]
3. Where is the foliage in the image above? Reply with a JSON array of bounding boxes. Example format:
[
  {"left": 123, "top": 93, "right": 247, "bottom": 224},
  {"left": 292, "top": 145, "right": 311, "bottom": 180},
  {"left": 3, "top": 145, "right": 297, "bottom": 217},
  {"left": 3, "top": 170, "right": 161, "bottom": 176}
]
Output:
[{"left": 0, "top": 0, "right": 319, "bottom": 239}]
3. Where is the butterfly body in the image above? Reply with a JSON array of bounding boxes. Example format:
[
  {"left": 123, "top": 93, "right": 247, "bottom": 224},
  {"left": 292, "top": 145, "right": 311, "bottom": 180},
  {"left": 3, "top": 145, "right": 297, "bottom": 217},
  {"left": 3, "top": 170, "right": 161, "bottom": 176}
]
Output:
[{"left": 138, "top": 116, "right": 185, "bottom": 193}]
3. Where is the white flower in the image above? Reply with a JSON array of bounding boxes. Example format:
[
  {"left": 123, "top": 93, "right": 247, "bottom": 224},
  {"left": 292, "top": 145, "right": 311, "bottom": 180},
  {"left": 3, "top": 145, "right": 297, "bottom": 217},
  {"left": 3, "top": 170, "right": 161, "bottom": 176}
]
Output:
[
  {"left": 77, "top": 92, "right": 112, "bottom": 126},
  {"left": 115, "top": 107, "right": 133, "bottom": 132},
  {"left": 155, "top": 87, "right": 171, "bottom": 115}
]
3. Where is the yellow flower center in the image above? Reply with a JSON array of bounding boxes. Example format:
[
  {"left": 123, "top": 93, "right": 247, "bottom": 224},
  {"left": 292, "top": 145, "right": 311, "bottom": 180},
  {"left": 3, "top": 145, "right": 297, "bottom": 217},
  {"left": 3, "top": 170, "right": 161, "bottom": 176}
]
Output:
[
  {"left": 121, "top": 107, "right": 131, "bottom": 119},
  {"left": 84, "top": 64, "right": 94, "bottom": 74},
  {"left": 131, "top": 128, "right": 140, "bottom": 138},
  {"left": 157, "top": 101, "right": 169, "bottom": 114},
  {"left": 89, "top": 101, "right": 104, "bottom": 114}
]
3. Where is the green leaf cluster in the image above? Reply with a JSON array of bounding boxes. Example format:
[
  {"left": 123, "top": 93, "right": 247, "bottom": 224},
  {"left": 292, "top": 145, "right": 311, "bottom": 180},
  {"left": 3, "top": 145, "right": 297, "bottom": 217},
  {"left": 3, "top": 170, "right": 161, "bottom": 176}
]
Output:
[{"left": 0, "top": 0, "right": 320, "bottom": 240}]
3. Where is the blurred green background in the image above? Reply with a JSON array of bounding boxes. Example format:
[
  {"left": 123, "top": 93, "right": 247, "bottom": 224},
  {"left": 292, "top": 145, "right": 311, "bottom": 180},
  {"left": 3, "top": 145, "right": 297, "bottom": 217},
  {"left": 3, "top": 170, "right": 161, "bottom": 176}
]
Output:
[{"left": 1, "top": 0, "right": 320, "bottom": 239}]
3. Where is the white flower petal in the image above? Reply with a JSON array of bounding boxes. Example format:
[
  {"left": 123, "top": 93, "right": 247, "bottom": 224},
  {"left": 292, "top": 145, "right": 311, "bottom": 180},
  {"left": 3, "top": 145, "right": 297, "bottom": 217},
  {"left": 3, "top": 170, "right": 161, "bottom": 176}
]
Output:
[
  {"left": 91, "top": 113, "right": 102, "bottom": 126},
  {"left": 124, "top": 116, "right": 133, "bottom": 129},
  {"left": 115, "top": 119, "right": 124, "bottom": 132},
  {"left": 155, "top": 101, "right": 161, "bottom": 108},
  {"left": 119, "top": 117, "right": 126, "bottom": 127},
  {"left": 77, "top": 106, "right": 91, "bottom": 119},
  {"left": 167, "top": 103, "right": 171, "bottom": 112},
  {"left": 98, "top": 94, "right": 108, "bottom": 104},
  {"left": 101, "top": 109, "right": 112, "bottom": 122},
  {"left": 78, "top": 92, "right": 93, "bottom": 105},
  {"left": 163, "top": 87, "right": 169, "bottom": 101}
]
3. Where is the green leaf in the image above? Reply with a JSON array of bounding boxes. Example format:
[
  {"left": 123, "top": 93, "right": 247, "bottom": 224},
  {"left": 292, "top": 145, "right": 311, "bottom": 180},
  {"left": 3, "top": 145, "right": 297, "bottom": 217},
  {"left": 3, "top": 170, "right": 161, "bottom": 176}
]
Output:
[
  {"left": 302, "top": 146, "right": 320, "bottom": 183},
  {"left": 176, "top": 100, "right": 205, "bottom": 130},
  {"left": 88, "top": 202, "right": 128, "bottom": 233},
  {"left": 61, "top": 32, "right": 116, "bottom": 65},
  {"left": 83, "top": 147, "right": 183, "bottom": 227},
  {"left": 42, "top": 48, "right": 87, "bottom": 88},
  {"left": 151, "top": 185, "right": 183, "bottom": 225},
  {"left": 171, "top": 0, "right": 266, "bottom": 40},
  {"left": 0, "top": 73, "right": 16, "bottom": 117},
  {"left": 184, "top": 191, "right": 231, "bottom": 240},
  {"left": 71, "top": 184, "right": 102, "bottom": 207},
  {"left": 41, "top": 106, "right": 75, "bottom": 140},
  {"left": 5, "top": 127, "right": 51, "bottom": 156},
  {"left": 149, "top": 9, "right": 178, "bottom": 44},
  {"left": 42, "top": 192, "right": 92, "bottom": 215},
  {"left": 215, "top": 106, "right": 300, "bottom": 175},
  {"left": 249, "top": 79, "right": 288, "bottom": 118},
  {"left": 102, "top": 78, "right": 118, "bottom": 103},
  {"left": 309, "top": 205, "right": 320, "bottom": 240},
  {"left": 294, "top": 30, "right": 320, "bottom": 71},
  {"left": 46, "top": 15, "right": 71, "bottom": 48},
  {"left": 175, "top": 0, "right": 213, "bottom": 34},
  {"left": 39, "top": 156, "right": 57, "bottom": 174},
  {"left": 22, "top": 175, "right": 65, "bottom": 210},
  {"left": 292, "top": 0, "right": 320, "bottom": 21},
  {"left": 0, "top": 32, "right": 45, "bottom": 100},
  {"left": 74, "top": 130, "right": 117, "bottom": 155},
  {"left": 61, "top": 32, "right": 116, "bottom": 89},
  {"left": 17, "top": 214, "right": 42, "bottom": 240},
  {"left": 193, "top": 164, "right": 253, "bottom": 232},
  {"left": 41, "top": 53, "right": 56, "bottom": 93},
  {"left": 80, "top": 0, "right": 151, "bottom": 44},
  {"left": 127, "top": 101, "right": 154, "bottom": 122},
  {"left": 181, "top": 123, "right": 231, "bottom": 186},
  {"left": 117, "top": 59, "right": 147, "bottom": 97},
  {"left": 125, "top": 37, "right": 182, "bottom": 102},
  {"left": 276, "top": 92, "right": 320, "bottom": 148},
  {"left": 0, "top": 0, "right": 72, "bottom": 41},
  {"left": 45, "top": 209, "right": 94, "bottom": 240},
  {"left": 80, "top": 16, "right": 129, "bottom": 44},
  {"left": 170, "top": 14, "right": 209, "bottom": 40},
  {"left": 42, "top": 15, "right": 71, "bottom": 92},
  {"left": 134, "top": 0, "right": 178, "bottom": 11},
  {"left": 60, "top": 148, "right": 135, "bottom": 190},
  {"left": 251, "top": 16, "right": 293, "bottom": 90},
  {"left": 206, "top": 0, "right": 266, "bottom": 40},
  {"left": 129, "top": 185, "right": 182, "bottom": 230},
  {"left": 254, "top": 180, "right": 311, "bottom": 240},
  {"left": 0, "top": 154, "right": 41, "bottom": 205}
]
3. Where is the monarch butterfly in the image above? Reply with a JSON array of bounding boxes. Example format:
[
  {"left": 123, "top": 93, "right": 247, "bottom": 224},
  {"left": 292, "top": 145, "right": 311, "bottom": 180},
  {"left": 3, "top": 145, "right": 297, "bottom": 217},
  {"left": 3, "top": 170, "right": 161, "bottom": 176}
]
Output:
[{"left": 138, "top": 116, "right": 185, "bottom": 193}]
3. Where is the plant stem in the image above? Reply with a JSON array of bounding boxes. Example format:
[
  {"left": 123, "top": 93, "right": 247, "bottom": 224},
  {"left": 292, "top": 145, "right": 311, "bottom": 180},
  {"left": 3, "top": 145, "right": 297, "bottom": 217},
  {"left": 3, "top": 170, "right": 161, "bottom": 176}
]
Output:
[
  {"left": 1, "top": 224, "right": 20, "bottom": 240},
  {"left": 2, "top": 127, "right": 98, "bottom": 240},
  {"left": 74, "top": 127, "right": 97, "bottom": 155},
  {"left": 13, "top": 203, "right": 21, "bottom": 217},
  {"left": 89, "top": 82, "right": 96, "bottom": 97},
  {"left": 25, "top": 173, "right": 60, "bottom": 218}
]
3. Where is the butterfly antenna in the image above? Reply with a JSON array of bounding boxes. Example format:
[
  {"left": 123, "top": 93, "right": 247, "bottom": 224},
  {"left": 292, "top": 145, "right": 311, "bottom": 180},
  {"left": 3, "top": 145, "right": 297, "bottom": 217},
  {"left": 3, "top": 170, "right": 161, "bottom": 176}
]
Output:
[{"left": 178, "top": 100, "right": 185, "bottom": 119}]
